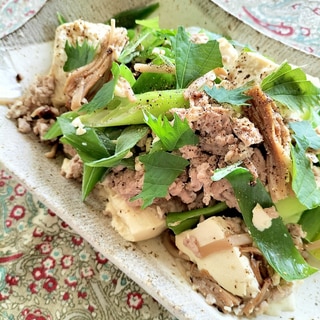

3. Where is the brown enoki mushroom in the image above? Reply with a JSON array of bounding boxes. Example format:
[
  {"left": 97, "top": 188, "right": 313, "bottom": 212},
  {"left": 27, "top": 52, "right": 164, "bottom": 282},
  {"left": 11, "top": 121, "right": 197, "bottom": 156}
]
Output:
[
  {"left": 63, "top": 20, "right": 127, "bottom": 110},
  {"left": 245, "top": 85, "right": 292, "bottom": 203}
]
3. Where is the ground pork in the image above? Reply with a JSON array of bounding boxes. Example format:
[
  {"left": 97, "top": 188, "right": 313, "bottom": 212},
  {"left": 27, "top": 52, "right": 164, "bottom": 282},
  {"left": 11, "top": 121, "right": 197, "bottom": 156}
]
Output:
[
  {"left": 7, "top": 74, "right": 59, "bottom": 140},
  {"left": 61, "top": 154, "right": 83, "bottom": 180},
  {"left": 172, "top": 102, "right": 265, "bottom": 209},
  {"left": 107, "top": 98, "right": 266, "bottom": 212}
]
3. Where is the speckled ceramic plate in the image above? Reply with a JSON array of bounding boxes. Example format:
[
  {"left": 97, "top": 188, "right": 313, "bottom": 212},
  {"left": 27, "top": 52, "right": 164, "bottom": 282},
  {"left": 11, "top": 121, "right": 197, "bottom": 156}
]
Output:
[{"left": 0, "top": 1, "right": 320, "bottom": 319}]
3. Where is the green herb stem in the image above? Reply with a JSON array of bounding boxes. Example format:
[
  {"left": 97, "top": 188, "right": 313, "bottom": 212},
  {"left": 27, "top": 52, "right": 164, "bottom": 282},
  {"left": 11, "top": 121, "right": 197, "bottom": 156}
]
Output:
[
  {"left": 80, "top": 89, "right": 188, "bottom": 127},
  {"left": 166, "top": 202, "right": 228, "bottom": 235}
]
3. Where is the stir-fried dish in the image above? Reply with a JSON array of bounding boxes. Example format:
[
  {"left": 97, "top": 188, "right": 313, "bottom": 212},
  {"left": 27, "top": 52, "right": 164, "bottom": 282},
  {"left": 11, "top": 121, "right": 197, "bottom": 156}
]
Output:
[{"left": 6, "top": 4, "right": 320, "bottom": 316}]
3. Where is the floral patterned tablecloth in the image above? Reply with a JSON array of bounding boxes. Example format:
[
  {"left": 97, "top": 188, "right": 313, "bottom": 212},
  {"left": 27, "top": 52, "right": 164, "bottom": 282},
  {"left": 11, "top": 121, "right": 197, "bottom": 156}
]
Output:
[{"left": 0, "top": 166, "right": 175, "bottom": 320}]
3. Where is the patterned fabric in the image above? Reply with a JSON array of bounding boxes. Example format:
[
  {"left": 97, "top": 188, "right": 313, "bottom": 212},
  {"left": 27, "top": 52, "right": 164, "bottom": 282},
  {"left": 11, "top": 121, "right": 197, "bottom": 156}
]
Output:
[
  {"left": 0, "top": 166, "right": 176, "bottom": 320},
  {"left": 0, "top": 0, "right": 46, "bottom": 38},
  {"left": 212, "top": 0, "right": 320, "bottom": 57}
]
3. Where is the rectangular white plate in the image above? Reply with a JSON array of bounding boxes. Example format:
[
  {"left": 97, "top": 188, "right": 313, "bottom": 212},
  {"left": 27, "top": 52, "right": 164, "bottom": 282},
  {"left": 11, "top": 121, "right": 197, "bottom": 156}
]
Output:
[{"left": 1, "top": 1, "right": 320, "bottom": 319}]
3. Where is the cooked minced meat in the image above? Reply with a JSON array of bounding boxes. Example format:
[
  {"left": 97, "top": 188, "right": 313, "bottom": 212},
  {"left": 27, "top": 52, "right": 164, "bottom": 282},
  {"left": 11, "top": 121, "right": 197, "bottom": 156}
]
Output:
[
  {"left": 107, "top": 94, "right": 266, "bottom": 211},
  {"left": 7, "top": 75, "right": 57, "bottom": 139}
]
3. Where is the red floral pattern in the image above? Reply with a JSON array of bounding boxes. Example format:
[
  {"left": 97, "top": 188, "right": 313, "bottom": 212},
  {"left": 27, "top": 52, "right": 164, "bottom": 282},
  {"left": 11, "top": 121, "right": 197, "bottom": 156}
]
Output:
[
  {"left": 9, "top": 204, "right": 25, "bottom": 220},
  {"left": 127, "top": 292, "right": 144, "bottom": 310},
  {"left": 0, "top": 167, "right": 175, "bottom": 319},
  {"left": 21, "top": 308, "right": 53, "bottom": 320}
]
